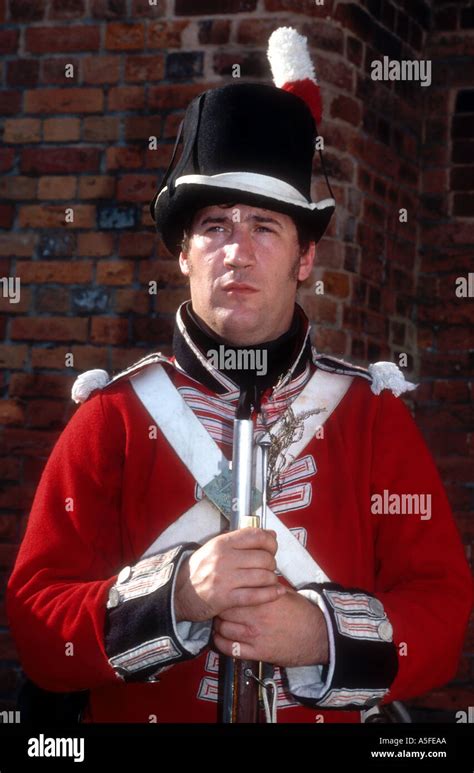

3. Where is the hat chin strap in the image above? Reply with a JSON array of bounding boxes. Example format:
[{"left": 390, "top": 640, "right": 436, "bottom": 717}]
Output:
[{"left": 156, "top": 171, "right": 335, "bottom": 212}]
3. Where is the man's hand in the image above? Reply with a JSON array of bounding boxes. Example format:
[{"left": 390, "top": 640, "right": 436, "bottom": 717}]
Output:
[
  {"left": 213, "top": 587, "right": 329, "bottom": 668},
  {"left": 174, "top": 528, "right": 286, "bottom": 623}
]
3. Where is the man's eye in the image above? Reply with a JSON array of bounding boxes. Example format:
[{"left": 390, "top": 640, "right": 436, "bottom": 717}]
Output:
[
  {"left": 206, "top": 226, "right": 226, "bottom": 232},
  {"left": 256, "top": 226, "right": 274, "bottom": 232}
]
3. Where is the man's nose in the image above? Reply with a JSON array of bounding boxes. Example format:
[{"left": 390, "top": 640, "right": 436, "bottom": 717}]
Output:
[{"left": 222, "top": 228, "right": 255, "bottom": 268}]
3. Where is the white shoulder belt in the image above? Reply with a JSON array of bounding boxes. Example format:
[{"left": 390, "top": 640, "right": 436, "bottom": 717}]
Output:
[{"left": 131, "top": 364, "right": 354, "bottom": 588}]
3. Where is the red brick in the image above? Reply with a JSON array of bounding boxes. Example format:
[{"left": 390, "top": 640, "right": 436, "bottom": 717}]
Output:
[
  {"left": 16, "top": 260, "right": 92, "bottom": 283},
  {"left": 139, "top": 259, "right": 186, "bottom": 285},
  {"left": 21, "top": 148, "right": 100, "bottom": 174},
  {"left": 115, "top": 289, "right": 149, "bottom": 314},
  {"left": 131, "top": 0, "right": 165, "bottom": 17},
  {"left": 175, "top": 0, "right": 256, "bottom": 13},
  {"left": 0, "top": 484, "right": 26, "bottom": 509},
  {"left": 91, "top": 317, "right": 128, "bottom": 344},
  {"left": 11, "top": 317, "right": 88, "bottom": 342},
  {"left": 11, "top": 317, "right": 87, "bottom": 341},
  {"left": 125, "top": 116, "right": 161, "bottom": 141},
  {"left": 77, "top": 232, "right": 114, "bottom": 256},
  {"left": 111, "top": 345, "right": 150, "bottom": 370},
  {"left": 96, "top": 260, "right": 134, "bottom": 285},
  {"left": 83, "top": 116, "right": 120, "bottom": 141},
  {"left": 0, "top": 175, "right": 36, "bottom": 199},
  {"left": 0, "top": 233, "right": 37, "bottom": 256},
  {"left": 70, "top": 345, "right": 108, "bottom": 370},
  {"left": 149, "top": 83, "right": 212, "bottom": 110},
  {"left": 438, "top": 327, "right": 473, "bottom": 352},
  {"left": 2, "top": 426, "right": 60, "bottom": 455},
  {"left": 47, "top": 0, "right": 86, "bottom": 20},
  {"left": 213, "top": 51, "right": 267, "bottom": 78},
  {"left": 0, "top": 90, "right": 22, "bottom": 115},
  {"left": 10, "top": 372, "right": 71, "bottom": 398},
  {"left": 198, "top": 19, "right": 231, "bottom": 45},
  {"left": 330, "top": 95, "right": 362, "bottom": 127},
  {"left": 26, "top": 25, "right": 100, "bottom": 53},
  {"left": 163, "top": 113, "right": 184, "bottom": 139},
  {"left": 29, "top": 346, "right": 64, "bottom": 369},
  {"left": 314, "top": 327, "right": 347, "bottom": 356},
  {"left": 0, "top": 204, "right": 14, "bottom": 228},
  {"left": 10, "top": 0, "right": 46, "bottom": 20},
  {"left": 264, "top": 0, "right": 330, "bottom": 12},
  {"left": 0, "top": 632, "right": 18, "bottom": 660},
  {"left": 25, "top": 399, "right": 68, "bottom": 428},
  {"left": 0, "top": 344, "right": 27, "bottom": 369},
  {"left": 119, "top": 232, "right": 155, "bottom": 258},
  {"left": 78, "top": 175, "right": 115, "bottom": 199},
  {"left": 37, "top": 176, "right": 77, "bottom": 200},
  {"left": 0, "top": 148, "right": 15, "bottom": 172},
  {"left": 6, "top": 59, "right": 39, "bottom": 87},
  {"left": 117, "top": 174, "right": 156, "bottom": 202},
  {"left": 133, "top": 316, "right": 173, "bottom": 344},
  {"left": 3, "top": 118, "right": 41, "bottom": 144},
  {"left": 0, "top": 515, "right": 17, "bottom": 540},
  {"left": 90, "top": 0, "right": 127, "bottom": 19},
  {"left": 0, "top": 400, "right": 24, "bottom": 426},
  {"left": 437, "top": 456, "right": 473, "bottom": 485},
  {"left": 0, "top": 285, "right": 30, "bottom": 314},
  {"left": 0, "top": 456, "right": 21, "bottom": 480},
  {"left": 236, "top": 19, "right": 281, "bottom": 45},
  {"left": 43, "top": 117, "right": 81, "bottom": 142},
  {"left": 144, "top": 145, "right": 175, "bottom": 169},
  {"left": 40, "top": 57, "right": 80, "bottom": 85},
  {"left": 148, "top": 20, "right": 189, "bottom": 48},
  {"left": 416, "top": 404, "right": 471, "bottom": 433},
  {"left": 83, "top": 55, "right": 120, "bottom": 84},
  {"left": 320, "top": 270, "right": 350, "bottom": 299},
  {"left": 140, "top": 204, "right": 154, "bottom": 229},
  {"left": 18, "top": 204, "right": 95, "bottom": 229},
  {"left": 432, "top": 380, "right": 470, "bottom": 403},
  {"left": 105, "top": 22, "right": 145, "bottom": 51},
  {"left": 154, "top": 288, "right": 189, "bottom": 313},
  {"left": 36, "top": 287, "right": 69, "bottom": 313},
  {"left": 302, "top": 294, "right": 339, "bottom": 326},
  {"left": 124, "top": 55, "right": 165, "bottom": 82},
  {"left": 24, "top": 88, "right": 103, "bottom": 114},
  {"left": 108, "top": 86, "right": 145, "bottom": 111},
  {"left": 106, "top": 146, "right": 144, "bottom": 170},
  {"left": 0, "top": 29, "right": 19, "bottom": 53}
]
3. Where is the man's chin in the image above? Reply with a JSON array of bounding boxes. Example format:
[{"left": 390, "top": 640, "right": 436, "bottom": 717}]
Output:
[{"left": 213, "top": 305, "right": 263, "bottom": 345}]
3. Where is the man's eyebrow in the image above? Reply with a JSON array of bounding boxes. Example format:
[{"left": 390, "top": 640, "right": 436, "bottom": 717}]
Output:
[
  {"left": 199, "top": 215, "right": 230, "bottom": 226},
  {"left": 249, "top": 215, "right": 283, "bottom": 228},
  {"left": 197, "top": 214, "right": 283, "bottom": 228}
]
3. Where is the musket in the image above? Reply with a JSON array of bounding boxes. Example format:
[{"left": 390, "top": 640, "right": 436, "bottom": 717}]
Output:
[{"left": 221, "top": 386, "right": 261, "bottom": 723}]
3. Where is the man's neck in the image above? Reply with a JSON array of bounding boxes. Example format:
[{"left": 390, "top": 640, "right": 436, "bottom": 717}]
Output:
[{"left": 172, "top": 300, "right": 313, "bottom": 396}]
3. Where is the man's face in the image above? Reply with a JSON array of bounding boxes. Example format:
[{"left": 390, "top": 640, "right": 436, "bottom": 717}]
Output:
[{"left": 178, "top": 204, "right": 315, "bottom": 345}]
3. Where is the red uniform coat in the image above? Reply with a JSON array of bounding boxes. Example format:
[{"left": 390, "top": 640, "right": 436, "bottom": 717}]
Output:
[{"left": 6, "top": 354, "right": 473, "bottom": 723}]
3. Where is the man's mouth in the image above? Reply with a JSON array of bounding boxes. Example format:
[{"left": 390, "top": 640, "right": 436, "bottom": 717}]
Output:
[{"left": 221, "top": 282, "right": 259, "bottom": 293}]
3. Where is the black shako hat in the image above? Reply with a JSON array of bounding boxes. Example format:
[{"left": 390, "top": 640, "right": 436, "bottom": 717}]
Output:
[{"left": 150, "top": 27, "right": 336, "bottom": 256}]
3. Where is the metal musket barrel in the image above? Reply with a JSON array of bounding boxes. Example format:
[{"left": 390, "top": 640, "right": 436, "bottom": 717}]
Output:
[{"left": 221, "top": 387, "right": 260, "bottom": 723}]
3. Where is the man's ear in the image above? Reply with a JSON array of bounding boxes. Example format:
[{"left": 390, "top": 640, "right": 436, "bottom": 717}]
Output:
[
  {"left": 178, "top": 251, "right": 190, "bottom": 277},
  {"left": 297, "top": 241, "right": 316, "bottom": 282}
]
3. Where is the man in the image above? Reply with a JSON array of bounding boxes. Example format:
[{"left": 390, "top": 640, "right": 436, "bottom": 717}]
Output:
[{"left": 6, "top": 28, "right": 473, "bottom": 724}]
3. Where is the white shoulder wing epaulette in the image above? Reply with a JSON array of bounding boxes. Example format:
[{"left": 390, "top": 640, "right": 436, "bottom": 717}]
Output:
[
  {"left": 312, "top": 350, "right": 417, "bottom": 398},
  {"left": 71, "top": 352, "right": 170, "bottom": 404}
]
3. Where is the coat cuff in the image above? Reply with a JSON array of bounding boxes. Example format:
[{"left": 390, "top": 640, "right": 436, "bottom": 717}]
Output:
[
  {"left": 284, "top": 583, "right": 398, "bottom": 710},
  {"left": 104, "top": 544, "right": 212, "bottom": 683}
]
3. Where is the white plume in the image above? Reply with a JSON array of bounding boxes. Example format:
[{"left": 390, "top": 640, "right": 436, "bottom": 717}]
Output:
[
  {"left": 71, "top": 368, "right": 110, "bottom": 404},
  {"left": 267, "top": 27, "right": 316, "bottom": 88}
]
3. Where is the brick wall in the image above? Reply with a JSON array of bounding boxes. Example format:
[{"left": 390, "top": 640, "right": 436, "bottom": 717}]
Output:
[{"left": 0, "top": 0, "right": 472, "bottom": 717}]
